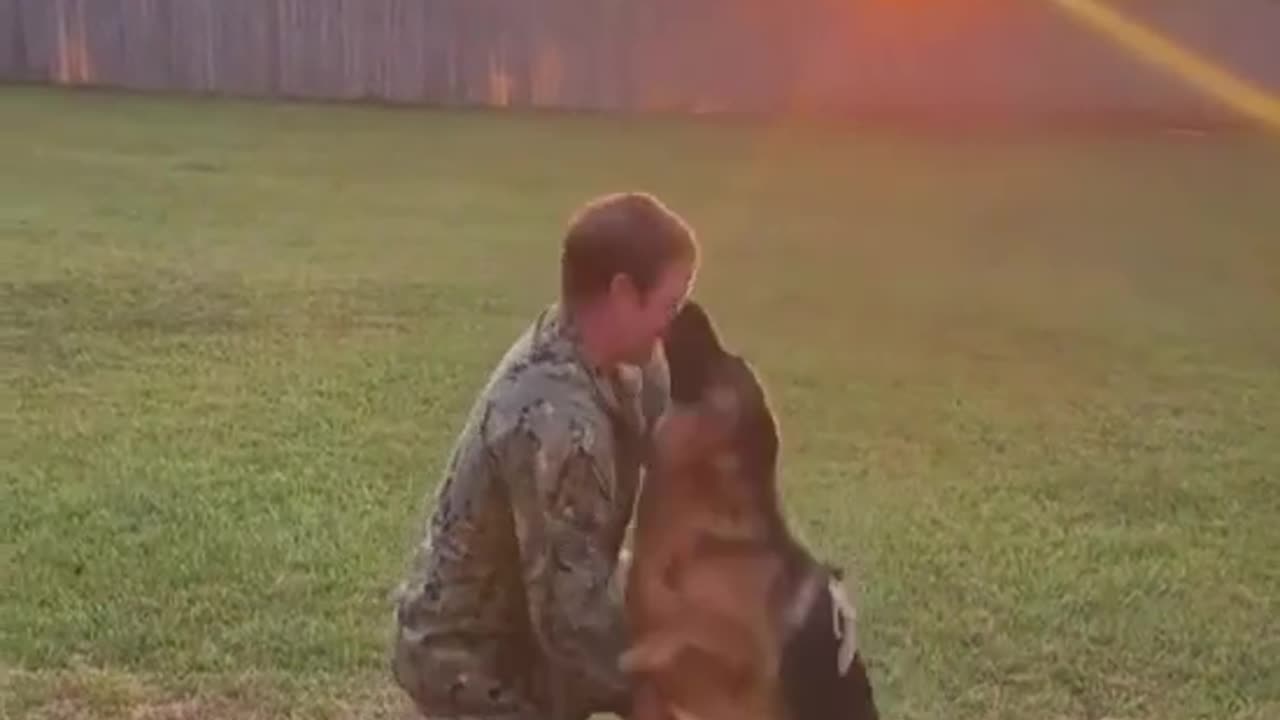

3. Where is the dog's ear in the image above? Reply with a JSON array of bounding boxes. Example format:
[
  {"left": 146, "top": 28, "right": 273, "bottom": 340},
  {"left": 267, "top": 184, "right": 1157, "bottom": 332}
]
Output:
[{"left": 663, "top": 300, "right": 727, "bottom": 404}]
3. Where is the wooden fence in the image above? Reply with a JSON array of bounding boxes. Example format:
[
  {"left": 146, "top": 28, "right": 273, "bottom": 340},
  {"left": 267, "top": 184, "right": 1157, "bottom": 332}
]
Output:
[{"left": 2, "top": 0, "right": 1278, "bottom": 124}]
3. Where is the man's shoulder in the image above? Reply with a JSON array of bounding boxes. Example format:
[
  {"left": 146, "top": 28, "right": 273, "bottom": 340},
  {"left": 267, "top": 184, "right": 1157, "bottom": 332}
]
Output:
[{"left": 477, "top": 307, "right": 606, "bottom": 455}]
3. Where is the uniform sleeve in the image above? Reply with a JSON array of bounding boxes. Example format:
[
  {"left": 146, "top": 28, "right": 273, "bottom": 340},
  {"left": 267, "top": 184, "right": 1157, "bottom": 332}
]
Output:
[{"left": 495, "top": 406, "right": 632, "bottom": 715}]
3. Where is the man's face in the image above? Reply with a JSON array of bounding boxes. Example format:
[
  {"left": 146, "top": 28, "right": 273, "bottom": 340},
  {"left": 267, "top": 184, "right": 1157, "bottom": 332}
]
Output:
[{"left": 611, "top": 260, "right": 695, "bottom": 366}]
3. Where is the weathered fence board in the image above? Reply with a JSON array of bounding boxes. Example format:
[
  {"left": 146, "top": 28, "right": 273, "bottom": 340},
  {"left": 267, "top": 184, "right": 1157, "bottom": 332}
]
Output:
[{"left": 1, "top": 0, "right": 1277, "bottom": 125}]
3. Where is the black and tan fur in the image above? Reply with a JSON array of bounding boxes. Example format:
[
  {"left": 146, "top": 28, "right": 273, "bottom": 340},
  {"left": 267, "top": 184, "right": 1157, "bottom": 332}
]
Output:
[{"left": 621, "top": 300, "right": 879, "bottom": 720}]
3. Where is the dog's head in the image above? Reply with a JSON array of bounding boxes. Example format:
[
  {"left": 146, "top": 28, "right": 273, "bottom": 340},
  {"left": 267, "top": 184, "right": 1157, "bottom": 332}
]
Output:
[{"left": 656, "top": 299, "right": 779, "bottom": 487}]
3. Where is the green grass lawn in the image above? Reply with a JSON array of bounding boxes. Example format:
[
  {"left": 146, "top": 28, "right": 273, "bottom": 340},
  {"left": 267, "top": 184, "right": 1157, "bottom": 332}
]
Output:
[{"left": 2, "top": 85, "right": 1278, "bottom": 720}]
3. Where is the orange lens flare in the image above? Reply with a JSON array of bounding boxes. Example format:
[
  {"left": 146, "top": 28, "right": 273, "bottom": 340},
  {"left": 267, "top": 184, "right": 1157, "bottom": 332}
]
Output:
[{"left": 1049, "top": 0, "right": 1280, "bottom": 133}]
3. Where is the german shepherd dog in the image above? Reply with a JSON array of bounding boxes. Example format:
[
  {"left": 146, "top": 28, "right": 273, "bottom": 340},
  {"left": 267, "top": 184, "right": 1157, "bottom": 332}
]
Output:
[{"left": 621, "top": 300, "right": 879, "bottom": 720}]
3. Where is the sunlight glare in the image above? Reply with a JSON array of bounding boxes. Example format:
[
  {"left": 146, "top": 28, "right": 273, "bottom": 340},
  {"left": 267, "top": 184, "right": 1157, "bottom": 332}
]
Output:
[{"left": 1050, "top": 0, "right": 1280, "bottom": 133}]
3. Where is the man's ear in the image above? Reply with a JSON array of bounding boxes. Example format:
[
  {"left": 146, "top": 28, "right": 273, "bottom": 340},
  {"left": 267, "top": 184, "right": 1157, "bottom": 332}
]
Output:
[{"left": 609, "top": 271, "right": 642, "bottom": 308}]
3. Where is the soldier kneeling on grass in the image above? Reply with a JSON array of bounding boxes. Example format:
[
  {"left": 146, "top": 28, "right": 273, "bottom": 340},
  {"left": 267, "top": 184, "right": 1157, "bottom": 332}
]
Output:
[{"left": 390, "top": 191, "right": 700, "bottom": 720}]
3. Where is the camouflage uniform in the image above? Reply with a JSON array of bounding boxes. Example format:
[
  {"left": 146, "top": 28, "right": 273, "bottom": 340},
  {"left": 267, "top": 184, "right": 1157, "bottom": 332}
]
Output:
[{"left": 392, "top": 302, "right": 670, "bottom": 720}]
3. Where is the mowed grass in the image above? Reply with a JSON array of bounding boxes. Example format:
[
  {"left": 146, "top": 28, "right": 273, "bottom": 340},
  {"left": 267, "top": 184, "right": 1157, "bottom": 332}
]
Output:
[{"left": 2, "top": 85, "right": 1279, "bottom": 720}]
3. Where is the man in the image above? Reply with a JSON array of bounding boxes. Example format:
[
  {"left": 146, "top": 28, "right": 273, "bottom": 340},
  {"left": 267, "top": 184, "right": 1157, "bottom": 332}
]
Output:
[{"left": 391, "top": 192, "right": 700, "bottom": 720}]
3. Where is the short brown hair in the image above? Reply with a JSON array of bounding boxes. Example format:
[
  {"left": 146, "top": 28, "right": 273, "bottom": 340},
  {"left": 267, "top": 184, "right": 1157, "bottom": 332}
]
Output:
[{"left": 560, "top": 192, "right": 698, "bottom": 305}]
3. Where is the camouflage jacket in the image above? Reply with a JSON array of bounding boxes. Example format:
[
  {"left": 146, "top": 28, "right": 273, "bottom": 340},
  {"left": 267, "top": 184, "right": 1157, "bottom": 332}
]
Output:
[{"left": 393, "top": 302, "right": 669, "bottom": 717}]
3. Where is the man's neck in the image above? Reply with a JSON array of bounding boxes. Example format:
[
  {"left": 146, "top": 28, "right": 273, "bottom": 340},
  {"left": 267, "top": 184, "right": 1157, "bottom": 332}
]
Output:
[{"left": 563, "top": 300, "right": 617, "bottom": 371}]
